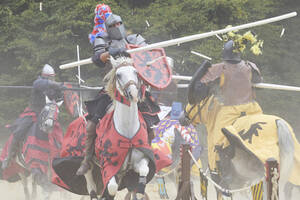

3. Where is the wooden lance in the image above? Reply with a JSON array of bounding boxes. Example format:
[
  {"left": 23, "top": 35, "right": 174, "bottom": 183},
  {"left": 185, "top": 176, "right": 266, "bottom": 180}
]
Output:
[
  {"left": 59, "top": 12, "right": 296, "bottom": 70},
  {"left": 172, "top": 75, "right": 300, "bottom": 92},
  {"left": 0, "top": 85, "right": 103, "bottom": 91}
]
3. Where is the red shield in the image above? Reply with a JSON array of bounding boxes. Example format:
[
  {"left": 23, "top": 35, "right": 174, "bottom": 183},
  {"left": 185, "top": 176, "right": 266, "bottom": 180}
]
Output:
[
  {"left": 127, "top": 45, "right": 172, "bottom": 89},
  {"left": 63, "top": 83, "right": 80, "bottom": 118}
]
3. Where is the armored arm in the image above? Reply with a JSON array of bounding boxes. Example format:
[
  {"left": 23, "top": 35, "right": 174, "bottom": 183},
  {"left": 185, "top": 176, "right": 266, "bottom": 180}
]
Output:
[
  {"left": 33, "top": 78, "right": 65, "bottom": 102},
  {"left": 187, "top": 60, "right": 212, "bottom": 104},
  {"left": 127, "top": 34, "right": 147, "bottom": 46},
  {"left": 33, "top": 78, "right": 62, "bottom": 91},
  {"left": 92, "top": 37, "right": 109, "bottom": 67}
]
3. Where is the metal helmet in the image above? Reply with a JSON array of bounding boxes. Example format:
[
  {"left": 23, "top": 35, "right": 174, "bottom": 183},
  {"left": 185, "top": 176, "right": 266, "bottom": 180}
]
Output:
[
  {"left": 222, "top": 40, "right": 241, "bottom": 64},
  {"left": 105, "top": 14, "right": 126, "bottom": 40},
  {"left": 41, "top": 64, "right": 55, "bottom": 77}
]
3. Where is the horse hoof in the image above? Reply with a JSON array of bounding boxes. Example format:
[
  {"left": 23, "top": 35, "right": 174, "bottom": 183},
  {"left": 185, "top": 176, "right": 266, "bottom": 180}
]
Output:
[
  {"left": 132, "top": 192, "right": 150, "bottom": 200},
  {"left": 136, "top": 193, "right": 144, "bottom": 200},
  {"left": 108, "top": 183, "right": 118, "bottom": 196},
  {"left": 90, "top": 190, "right": 98, "bottom": 200}
]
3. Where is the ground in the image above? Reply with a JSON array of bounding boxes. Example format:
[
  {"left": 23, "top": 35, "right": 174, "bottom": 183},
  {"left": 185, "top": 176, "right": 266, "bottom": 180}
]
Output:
[
  {"left": 0, "top": 175, "right": 216, "bottom": 200},
  {"left": 1, "top": 172, "right": 300, "bottom": 199}
]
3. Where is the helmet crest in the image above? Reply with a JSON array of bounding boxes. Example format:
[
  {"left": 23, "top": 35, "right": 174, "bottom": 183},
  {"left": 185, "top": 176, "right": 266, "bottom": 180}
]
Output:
[
  {"left": 222, "top": 26, "right": 264, "bottom": 58},
  {"left": 41, "top": 64, "right": 55, "bottom": 77},
  {"left": 89, "top": 4, "right": 112, "bottom": 44}
]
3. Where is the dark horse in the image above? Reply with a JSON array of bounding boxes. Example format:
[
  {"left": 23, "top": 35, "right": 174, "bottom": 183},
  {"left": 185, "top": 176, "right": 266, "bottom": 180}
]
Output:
[{"left": 0, "top": 97, "right": 64, "bottom": 200}]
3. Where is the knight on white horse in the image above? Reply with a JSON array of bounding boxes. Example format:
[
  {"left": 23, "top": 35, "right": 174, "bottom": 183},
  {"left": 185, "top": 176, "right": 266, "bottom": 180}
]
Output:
[
  {"left": 76, "top": 12, "right": 161, "bottom": 177},
  {"left": 52, "top": 56, "right": 172, "bottom": 200},
  {"left": 91, "top": 57, "right": 157, "bottom": 199}
]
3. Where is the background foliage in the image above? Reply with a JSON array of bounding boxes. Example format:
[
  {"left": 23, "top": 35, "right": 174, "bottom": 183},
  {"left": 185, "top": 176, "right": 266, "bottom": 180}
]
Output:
[{"left": 0, "top": 0, "right": 299, "bottom": 139}]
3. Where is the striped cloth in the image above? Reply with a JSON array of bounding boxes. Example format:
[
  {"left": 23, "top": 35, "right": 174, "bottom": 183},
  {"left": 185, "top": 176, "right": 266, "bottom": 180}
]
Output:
[{"left": 88, "top": 3, "right": 112, "bottom": 44}]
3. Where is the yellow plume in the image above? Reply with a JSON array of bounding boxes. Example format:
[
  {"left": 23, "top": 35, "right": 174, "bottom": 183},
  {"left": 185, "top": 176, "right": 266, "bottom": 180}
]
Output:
[{"left": 222, "top": 26, "right": 263, "bottom": 56}]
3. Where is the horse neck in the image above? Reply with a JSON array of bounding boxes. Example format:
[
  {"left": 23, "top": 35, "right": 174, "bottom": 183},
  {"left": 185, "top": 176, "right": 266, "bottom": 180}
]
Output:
[{"left": 113, "top": 100, "right": 140, "bottom": 139}]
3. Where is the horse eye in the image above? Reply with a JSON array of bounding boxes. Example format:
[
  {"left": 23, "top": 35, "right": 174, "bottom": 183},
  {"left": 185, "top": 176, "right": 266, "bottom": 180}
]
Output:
[{"left": 116, "top": 73, "right": 121, "bottom": 79}]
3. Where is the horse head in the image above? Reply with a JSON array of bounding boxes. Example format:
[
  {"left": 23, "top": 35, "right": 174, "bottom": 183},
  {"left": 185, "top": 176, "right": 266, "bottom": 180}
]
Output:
[
  {"left": 106, "top": 56, "right": 141, "bottom": 104},
  {"left": 217, "top": 127, "right": 265, "bottom": 189},
  {"left": 38, "top": 96, "right": 63, "bottom": 133}
]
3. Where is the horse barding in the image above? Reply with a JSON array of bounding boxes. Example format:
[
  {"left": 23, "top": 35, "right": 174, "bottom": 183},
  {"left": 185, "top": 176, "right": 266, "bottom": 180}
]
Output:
[
  {"left": 52, "top": 54, "right": 173, "bottom": 200},
  {"left": 152, "top": 110, "right": 203, "bottom": 176},
  {"left": 183, "top": 94, "right": 300, "bottom": 199},
  {"left": 151, "top": 102, "right": 204, "bottom": 198},
  {"left": 0, "top": 96, "right": 65, "bottom": 200}
]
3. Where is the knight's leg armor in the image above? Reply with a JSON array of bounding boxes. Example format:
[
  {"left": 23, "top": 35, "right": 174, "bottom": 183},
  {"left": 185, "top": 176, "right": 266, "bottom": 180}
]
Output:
[
  {"left": 2, "top": 117, "right": 33, "bottom": 170},
  {"left": 2, "top": 137, "right": 20, "bottom": 169},
  {"left": 76, "top": 120, "right": 97, "bottom": 175},
  {"left": 142, "top": 114, "right": 159, "bottom": 145}
]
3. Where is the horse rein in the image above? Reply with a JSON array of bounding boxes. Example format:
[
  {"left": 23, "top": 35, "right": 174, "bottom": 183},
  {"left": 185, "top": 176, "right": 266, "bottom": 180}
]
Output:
[
  {"left": 39, "top": 102, "right": 57, "bottom": 132},
  {"left": 43, "top": 103, "right": 57, "bottom": 121},
  {"left": 115, "top": 64, "right": 141, "bottom": 100},
  {"left": 186, "top": 96, "right": 210, "bottom": 125}
]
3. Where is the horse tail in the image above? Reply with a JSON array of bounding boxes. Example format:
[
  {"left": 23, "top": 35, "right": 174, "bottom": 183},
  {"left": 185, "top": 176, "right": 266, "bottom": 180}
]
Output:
[{"left": 276, "top": 119, "right": 294, "bottom": 182}]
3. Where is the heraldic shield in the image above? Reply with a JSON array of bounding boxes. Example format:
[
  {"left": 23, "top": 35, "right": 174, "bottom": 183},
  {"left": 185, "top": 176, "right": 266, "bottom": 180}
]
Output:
[
  {"left": 63, "top": 83, "right": 80, "bottom": 118},
  {"left": 127, "top": 44, "right": 172, "bottom": 89}
]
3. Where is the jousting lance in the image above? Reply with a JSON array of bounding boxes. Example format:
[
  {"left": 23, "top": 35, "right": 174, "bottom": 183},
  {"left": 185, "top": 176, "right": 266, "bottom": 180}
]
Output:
[
  {"left": 0, "top": 85, "right": 103, "bottom": 91},
  {"left": 59, "top": 12, "right": 297, "bottom": 70},
  {"left": 171, "top": 75, "right": 300, "bottom": 92}
]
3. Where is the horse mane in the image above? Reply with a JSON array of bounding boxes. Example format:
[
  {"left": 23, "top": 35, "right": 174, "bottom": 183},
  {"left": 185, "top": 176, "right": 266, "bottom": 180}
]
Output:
[
  {"left": 104, "top": 67, "right": 117, "bottom": 100},
  {"left": 104, "top": 57, "right": 134, "bottom": 100}
]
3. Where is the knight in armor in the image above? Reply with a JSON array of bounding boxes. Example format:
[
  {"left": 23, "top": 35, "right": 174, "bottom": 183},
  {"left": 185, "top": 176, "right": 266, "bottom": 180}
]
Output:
[
  {"left": 187, "top": 39, "right": 262, "bottom": 105},
  {"left": 76, "top": 13, "right": 162, "bottom": 176},
  {"left": 2, "top": 64, "right": 64, "bottom": 169},
  {"left": 180, "top": 39, "right": 264, "bottom": 176}
]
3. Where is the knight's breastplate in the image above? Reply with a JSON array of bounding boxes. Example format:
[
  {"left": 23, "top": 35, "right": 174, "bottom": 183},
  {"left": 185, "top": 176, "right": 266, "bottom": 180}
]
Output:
[
  {"left": 109, "top": 39, "right": 128, "bottom": 49},
  {"left": 109, "top": 34, "right": 145, "bottom": 49},
  {"left": 221, "top": 61, "right": 254, "bottom": 106}
]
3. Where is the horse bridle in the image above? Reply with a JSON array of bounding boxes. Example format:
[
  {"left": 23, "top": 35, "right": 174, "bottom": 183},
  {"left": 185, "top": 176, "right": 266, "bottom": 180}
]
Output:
[
  {"left": 39, "top": 102, "right": 57, "bottom": 132},
  {"left": 115, "top": 65, "right": 141, "bottom": 100}
]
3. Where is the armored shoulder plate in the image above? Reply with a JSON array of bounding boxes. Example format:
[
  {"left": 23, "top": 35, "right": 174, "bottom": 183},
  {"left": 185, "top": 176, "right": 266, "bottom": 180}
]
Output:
[
  {"left": 246, "top": 61, "right": 262, "bottom": 83},
  {"left": 127, "top": 34, "right": 147, "bottom": 46},
  {"left": 94, "top": 36, "right": 109, "bottom": 53},
  {"left": 246, "top": 61, "right": 261, "bottom": 75}
]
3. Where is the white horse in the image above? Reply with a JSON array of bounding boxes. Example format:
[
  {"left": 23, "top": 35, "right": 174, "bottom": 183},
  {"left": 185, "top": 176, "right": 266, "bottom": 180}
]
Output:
[
  {"left": 183, "top": 96, "right": 300, "bottom": 199},
  {"left": 84, "top": 56, "right": 153, "bottom": 200}
]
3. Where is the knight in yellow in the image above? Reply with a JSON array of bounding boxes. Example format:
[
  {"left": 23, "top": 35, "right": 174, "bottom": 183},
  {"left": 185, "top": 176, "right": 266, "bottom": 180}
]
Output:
[
  {"left": 180, "top": 36, "right": 300, "bottom": 197},
  {"left": 183, "top": 39, "right": 263, "bottom": 173}
]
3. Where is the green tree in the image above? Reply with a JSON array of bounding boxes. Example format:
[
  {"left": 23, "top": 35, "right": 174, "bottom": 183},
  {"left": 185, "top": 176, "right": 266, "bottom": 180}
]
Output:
[{"left": 0, "top": 0, "right": 299, "bottom": 137}]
